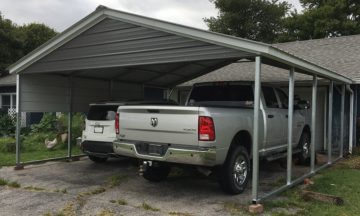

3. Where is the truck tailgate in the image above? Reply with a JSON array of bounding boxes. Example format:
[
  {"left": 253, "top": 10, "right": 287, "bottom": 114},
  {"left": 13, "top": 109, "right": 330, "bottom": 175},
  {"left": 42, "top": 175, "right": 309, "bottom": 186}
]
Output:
[{"left": 118, "top": 105, "right": 199, "bottom": 146}]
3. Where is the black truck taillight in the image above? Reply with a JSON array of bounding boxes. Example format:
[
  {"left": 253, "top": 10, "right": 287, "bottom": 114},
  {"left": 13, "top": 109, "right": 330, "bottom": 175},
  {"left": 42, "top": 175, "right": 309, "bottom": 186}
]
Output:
[{"left": 198, "top": 116, "right": 215, "bottom": 141}]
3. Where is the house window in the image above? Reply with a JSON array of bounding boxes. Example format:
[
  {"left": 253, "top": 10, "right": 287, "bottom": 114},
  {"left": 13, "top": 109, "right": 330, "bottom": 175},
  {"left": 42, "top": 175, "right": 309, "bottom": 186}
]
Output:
[{"left": 0, "top": 93, "right": 16, "bottom": 112}]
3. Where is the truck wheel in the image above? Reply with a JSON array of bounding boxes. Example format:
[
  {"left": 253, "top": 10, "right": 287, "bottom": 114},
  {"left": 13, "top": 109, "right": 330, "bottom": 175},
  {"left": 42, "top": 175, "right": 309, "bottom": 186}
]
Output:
[
  {"left": 88, "top": 155, "right": 108, "bottom": 163},
  {"left": 143, "top": 164, "right": 171, "bottom": 182},
  {"left": 219, "top": 146, "right": 250, "bottom": 194},
  {"left": 297, "top": 131, "right": 312, "bottom": 165}
]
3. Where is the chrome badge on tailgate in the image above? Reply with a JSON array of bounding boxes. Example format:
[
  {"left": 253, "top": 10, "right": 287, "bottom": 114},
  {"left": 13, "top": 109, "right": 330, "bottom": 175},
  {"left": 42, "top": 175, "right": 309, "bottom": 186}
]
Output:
[{"left": 150, "top": 117, "right": 158, "bottom": 127}]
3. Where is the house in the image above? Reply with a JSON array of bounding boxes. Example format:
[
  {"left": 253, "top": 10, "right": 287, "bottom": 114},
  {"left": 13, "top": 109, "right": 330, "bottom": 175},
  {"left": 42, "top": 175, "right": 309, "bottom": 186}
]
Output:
[
  {"left": 0, "top": 73, "right": 16, "bottom": 115},
  {"left": 0, "top": 73, "right": 43, "bottom": 126}
]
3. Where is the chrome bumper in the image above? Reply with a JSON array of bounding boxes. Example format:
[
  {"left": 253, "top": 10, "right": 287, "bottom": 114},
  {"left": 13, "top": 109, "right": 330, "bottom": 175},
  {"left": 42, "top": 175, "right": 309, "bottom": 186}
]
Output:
[{"left": 113, "top": 141, "right": 216, "bottom": 166}]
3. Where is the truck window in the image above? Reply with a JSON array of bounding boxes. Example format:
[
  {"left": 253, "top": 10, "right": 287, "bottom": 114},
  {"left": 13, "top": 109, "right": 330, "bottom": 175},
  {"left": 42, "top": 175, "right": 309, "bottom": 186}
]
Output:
[
  {"left": 188, "top": 85, "right": 254, "bottom": 107},
  {"left": 87, "top": 105, "right": 118, "bottom": 121},
  {"left": 275, "top": 88, "right": 288, "bottom": 109},
  {"left": 262, "top": 87, "right": 280, "bottom": 108}
]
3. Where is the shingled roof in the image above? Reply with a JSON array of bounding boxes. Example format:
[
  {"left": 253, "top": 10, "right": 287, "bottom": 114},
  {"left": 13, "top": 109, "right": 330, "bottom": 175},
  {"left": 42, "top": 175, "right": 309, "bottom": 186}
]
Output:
[{"left": 182, "top": 34, "right": 360, "bottom": 86}]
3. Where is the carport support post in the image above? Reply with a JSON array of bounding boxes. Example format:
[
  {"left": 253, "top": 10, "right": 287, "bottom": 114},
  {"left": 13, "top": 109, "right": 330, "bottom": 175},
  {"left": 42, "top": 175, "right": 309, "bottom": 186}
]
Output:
[
  {"left": 348, "top": 85, "right": 354, "bottom": 154},
  {"left": 252, "top": 56, "right": 261, "bottom": 204},
  {"left": 287, "top": 68, "right": 295, "bottom": 184},
  {"left": 15, "top": 74, "right": 23, "bottom": 170},
  {"left": 327, "top": 81, "right": 333, "bottom": 164},
  {"left": 340, "top": 85, "right": 345, "bottom": 157},
  {"left": 67, "top": 77, "right": 73, "bottom": 159},
  {"left": 311, "top": 75, "right": 317, "bottom": 173}
]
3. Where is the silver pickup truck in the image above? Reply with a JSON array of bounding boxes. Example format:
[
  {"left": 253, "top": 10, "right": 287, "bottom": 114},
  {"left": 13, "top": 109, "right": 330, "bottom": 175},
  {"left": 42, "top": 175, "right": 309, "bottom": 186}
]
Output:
[{"left": 113, "top": 81, "right": 311, "bottom": 194}]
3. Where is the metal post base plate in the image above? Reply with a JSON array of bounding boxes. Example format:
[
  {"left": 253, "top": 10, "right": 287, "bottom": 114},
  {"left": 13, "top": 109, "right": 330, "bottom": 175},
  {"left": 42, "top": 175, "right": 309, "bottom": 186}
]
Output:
[{"left": 14, "top": 164, "right": 24, "bottom": 170}]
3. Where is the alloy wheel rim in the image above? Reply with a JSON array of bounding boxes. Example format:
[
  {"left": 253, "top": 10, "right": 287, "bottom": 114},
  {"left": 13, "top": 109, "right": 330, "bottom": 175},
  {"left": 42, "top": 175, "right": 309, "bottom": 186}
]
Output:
[
  {"left": 233, "top": 155, "right": 248, "bottom": 186},
  {"left": 303, "top": 140, "right": 310, "bottom": 158}
]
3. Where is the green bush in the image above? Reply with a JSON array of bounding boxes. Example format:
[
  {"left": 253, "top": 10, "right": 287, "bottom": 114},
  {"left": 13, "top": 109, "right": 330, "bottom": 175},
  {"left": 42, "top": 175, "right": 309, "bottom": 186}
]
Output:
[
  {"left": 22, "top": 132, "right": 58, "bottom": 152},
  {"left": 30, "top": 113, "right": 57, "bottom": 133},
  {"left": 20, "top": 112, "right": 85, "bottom": 152},
  {"left": 0, "top": 114, "right": 16, "bottom": 136},
  {"left": 0, "top": 137, "right": 17, "bottom": 153},
  {"left": 57, "top": 113, "right": 85, "bottom": 144}
]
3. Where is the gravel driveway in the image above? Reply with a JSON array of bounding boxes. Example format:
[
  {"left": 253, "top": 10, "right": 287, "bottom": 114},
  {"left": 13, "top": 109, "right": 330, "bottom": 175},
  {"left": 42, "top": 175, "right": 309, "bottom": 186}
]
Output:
[{"left": 0, "top": 157, "right": 310, "bottom": 216}]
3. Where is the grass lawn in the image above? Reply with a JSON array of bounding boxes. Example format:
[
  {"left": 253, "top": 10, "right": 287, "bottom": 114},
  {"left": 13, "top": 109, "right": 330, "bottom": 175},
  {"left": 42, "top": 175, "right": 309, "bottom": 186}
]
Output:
[
  {"left": 0, "top": 147, "right": 82, "bottom": 166},
  {"left": 264, "top": 154, "right": 360, "bottom": 216}
]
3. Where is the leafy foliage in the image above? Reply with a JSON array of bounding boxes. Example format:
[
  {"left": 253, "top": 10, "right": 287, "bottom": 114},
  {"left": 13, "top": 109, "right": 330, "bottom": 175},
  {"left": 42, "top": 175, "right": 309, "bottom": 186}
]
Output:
[
  {"left": 30, "top": 113, "right": 58, "bottom": 133},
  {"left": 57, "top": 113, "right": 85, "bottom": 144},
  {"left": 0, "top": 12, "right": 57, "bottom": 75},
  {"left": 0, "top": 113, "right": 15, "bottom": 136},
  {"left": 204, "top": 0, "right": 291, "bottom": 43},
  {"left": 21, "top": 112, "right": 85, "bottom": 151},
  {"left": 0, "top": 13, "right": 23, "bottom": 75},
  {"left": 205, "top": 0, "right": 360, "bottom": 43},
  {"left": 22, "top": 132, "right": 57, "bottom": 152},
  {"left": 0, "top": 137, "right": 16, "bottom": 153},
  {"left": 19, "top": 23, "right": 57, "bottom": 54},
  {"left": 281, "top": 0, "right": 360, "bottom": 41}
]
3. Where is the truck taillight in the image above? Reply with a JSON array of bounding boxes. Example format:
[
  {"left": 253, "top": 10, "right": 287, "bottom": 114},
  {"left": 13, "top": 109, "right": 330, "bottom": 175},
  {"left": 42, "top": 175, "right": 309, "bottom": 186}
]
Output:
[
  {"left": 198, "top": 116, "right": 215, "bottom": 141},
  {"left": 115, "top": 113, "right": 119, "bottom": 134}
]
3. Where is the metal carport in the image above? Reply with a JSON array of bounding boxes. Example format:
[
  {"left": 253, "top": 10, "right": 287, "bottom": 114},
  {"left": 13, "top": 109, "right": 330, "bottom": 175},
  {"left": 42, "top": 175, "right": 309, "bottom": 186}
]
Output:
[{"left": 7, "top": 5, "right": 354, "bottom": 204}]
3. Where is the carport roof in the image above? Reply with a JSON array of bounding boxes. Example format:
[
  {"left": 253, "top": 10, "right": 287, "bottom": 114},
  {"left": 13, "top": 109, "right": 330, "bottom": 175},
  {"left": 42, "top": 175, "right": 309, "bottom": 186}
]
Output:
[{"left": 7, "top": 5, "right": 353, "bottom": 85}]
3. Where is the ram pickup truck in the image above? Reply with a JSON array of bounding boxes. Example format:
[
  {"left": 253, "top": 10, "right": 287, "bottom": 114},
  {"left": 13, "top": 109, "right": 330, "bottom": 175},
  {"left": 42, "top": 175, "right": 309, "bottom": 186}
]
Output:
[{"left": 113, "top": 81, "right": 311, "bottom": 194}]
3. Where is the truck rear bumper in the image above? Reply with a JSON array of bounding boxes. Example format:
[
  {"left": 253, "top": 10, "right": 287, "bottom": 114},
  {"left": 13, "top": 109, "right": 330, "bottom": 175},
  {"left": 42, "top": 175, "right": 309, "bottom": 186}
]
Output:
[
  {"left": 81, "top": 140, "right": 117, "bottom": 158},
  {"left": 113, "top": 141, "right": 216, "bottom": 166}
]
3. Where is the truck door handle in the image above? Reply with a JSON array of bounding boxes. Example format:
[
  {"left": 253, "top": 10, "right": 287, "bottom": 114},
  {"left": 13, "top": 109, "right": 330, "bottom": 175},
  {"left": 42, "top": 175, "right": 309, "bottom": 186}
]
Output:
[
  {"left": 285, "top": 115, "right": 288, "bottom": 118},
  {"left": 268, "top": 114, "right": 274, "bottom": 118}
]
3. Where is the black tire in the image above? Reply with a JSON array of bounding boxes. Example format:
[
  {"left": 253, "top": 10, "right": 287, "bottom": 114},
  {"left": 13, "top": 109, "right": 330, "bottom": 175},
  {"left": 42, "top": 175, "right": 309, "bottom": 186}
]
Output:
[
  {"left": 297, "top": 131, "right": 312, "bottom": 165},
  {"left": 143, "top": 164, "right": 171, "bottom": 182},
  {"left": 88, "top": 155, "right": 108, "bottom": 163},
  {"left": 218, "top": 146, "right": 250, "bottom": 194}
]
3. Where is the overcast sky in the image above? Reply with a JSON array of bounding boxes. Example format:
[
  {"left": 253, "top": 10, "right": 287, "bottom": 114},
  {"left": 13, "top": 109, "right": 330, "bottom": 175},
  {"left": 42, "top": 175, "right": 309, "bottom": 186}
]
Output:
[{"left": 0, "top": 0, "right": 302, "bottom": 32}]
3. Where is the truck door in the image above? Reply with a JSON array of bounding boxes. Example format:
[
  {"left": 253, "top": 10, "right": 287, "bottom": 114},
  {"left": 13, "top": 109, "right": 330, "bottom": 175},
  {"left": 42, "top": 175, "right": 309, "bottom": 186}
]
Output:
[
  {"left": 262, "top": 86, "right": 285, "bottom": 147},
  {"left": 275, "top": 88, "right": 304, "bottom": 147}
]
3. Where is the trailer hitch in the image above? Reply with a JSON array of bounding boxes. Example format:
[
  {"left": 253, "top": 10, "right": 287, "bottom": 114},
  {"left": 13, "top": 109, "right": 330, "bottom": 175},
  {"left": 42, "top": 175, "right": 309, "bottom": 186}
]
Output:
[{"left": 139, "top": 160, "right": 152, "bottom": 176}]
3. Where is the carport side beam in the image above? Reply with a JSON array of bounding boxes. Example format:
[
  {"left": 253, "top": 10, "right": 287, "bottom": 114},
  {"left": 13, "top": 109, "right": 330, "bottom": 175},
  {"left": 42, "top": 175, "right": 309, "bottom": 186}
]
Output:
[
  {"left": 311, "top": 75, "right": 317, "bottom": 173},
  {"left": 328, "top": 81, "right": 333, "bottom": 164},
  {"left": 252, "top": 56, "right": 261, "bottom": 204},
  {"left": 286, "top": 68, "right": 295, "bottom": 184},
  {"left": 15, "top": 74, "right": 24, "bottom": 170}
]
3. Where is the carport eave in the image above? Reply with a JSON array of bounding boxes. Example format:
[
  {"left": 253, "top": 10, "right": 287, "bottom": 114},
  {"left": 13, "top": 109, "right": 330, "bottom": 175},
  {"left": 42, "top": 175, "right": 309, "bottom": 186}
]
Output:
[{"left": 6, "top": 9, "right": 108, "bottom": 75}]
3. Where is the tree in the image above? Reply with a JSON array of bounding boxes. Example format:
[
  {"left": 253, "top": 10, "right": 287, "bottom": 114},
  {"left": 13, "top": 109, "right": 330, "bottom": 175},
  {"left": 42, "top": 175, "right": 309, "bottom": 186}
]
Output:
[
  {"left": 20, "top": 23, "right": 57, "bottom": 54},
  {"left": 0, "top": 13, "right": 23, "bottom": 75},
  {"left": 281, "top": 0, "right": 360, "bottom": 41},
  {"left": 204, "top": 0, "right": 291, "bottom": 43},
  {"left": 0, "top": 12, "right": 57, "bottom": 75}
]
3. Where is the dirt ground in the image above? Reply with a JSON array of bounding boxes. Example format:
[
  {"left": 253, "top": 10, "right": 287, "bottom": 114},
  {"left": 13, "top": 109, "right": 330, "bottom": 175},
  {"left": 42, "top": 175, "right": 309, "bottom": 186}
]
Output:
[{"left": 0, "top": 157, "right": 312, "bottom": 216}]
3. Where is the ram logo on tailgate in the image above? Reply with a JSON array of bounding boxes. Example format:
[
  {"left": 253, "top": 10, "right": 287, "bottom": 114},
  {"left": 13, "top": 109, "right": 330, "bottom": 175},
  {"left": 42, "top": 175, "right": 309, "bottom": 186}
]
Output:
[{"left": 150, "top": 117, "right": 158, "bottom": 127}]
